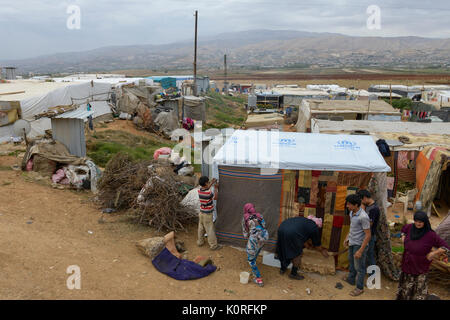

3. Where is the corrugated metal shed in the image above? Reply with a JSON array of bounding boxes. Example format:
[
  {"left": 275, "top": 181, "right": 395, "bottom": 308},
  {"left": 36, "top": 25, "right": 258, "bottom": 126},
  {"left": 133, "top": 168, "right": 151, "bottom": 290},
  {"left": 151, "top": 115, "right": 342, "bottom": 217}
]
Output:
[
  {"left": 55, "top": 108, "right": 94, "bottom": 119},
  {"left": 52, "top": 108, "right": 93, "bottom": 157}
]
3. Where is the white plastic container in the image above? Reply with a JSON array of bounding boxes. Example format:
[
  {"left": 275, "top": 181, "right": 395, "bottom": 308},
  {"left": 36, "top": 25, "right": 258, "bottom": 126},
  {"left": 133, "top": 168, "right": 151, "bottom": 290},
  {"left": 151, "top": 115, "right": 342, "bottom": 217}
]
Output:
[{"left": 239, "top": 272, "right": 250, "bottom": 284}]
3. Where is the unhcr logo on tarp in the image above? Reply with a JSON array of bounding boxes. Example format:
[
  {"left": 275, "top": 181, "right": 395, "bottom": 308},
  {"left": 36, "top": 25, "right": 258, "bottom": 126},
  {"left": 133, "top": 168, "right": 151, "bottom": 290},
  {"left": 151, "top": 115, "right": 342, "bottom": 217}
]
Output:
[
  {"left": 275, "top": 138, "right": 296, "bottom": 148},
  {"left": 334, "top": 140, "right": 360, "bottom": 151}
]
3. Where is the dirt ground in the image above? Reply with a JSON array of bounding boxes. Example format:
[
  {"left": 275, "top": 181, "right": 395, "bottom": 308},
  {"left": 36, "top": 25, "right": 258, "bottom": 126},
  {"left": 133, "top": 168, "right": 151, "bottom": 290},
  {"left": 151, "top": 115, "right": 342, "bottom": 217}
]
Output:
[{"left": 1, "top": 151, "right": 449, "bottom": 301}]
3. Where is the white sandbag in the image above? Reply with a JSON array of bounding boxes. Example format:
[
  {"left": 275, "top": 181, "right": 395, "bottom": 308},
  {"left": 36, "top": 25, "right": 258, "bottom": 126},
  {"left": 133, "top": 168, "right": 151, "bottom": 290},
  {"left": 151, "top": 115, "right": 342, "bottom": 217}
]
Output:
[
  {"left": 181, "top": 186, "right": 200, "bottom": 215},
  {"left": 169, "top": 152, "right": 186, "bottom": 166},
  {"left": 178, "top": 166, "right": 194, "bottom": 176},
  {"left": 119, "top": 112, "right": 132, "bottom": 120}
]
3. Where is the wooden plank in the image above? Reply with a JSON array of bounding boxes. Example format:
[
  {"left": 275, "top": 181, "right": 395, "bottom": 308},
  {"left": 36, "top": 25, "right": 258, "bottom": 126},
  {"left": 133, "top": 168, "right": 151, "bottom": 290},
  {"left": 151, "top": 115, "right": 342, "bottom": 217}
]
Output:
[
  {"left": 432, "top": 202, "right": 442, "bottom": 218},
  {"left": 0, "top": 90, "right": 25, "bottom": 96}
]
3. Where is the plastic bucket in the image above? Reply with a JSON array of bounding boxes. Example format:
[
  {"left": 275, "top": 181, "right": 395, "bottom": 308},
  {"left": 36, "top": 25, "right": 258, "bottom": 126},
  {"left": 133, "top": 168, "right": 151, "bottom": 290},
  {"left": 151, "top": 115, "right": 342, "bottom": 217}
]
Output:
[{"left": 240, "top": 271, "right": 250, "bottom": 284}]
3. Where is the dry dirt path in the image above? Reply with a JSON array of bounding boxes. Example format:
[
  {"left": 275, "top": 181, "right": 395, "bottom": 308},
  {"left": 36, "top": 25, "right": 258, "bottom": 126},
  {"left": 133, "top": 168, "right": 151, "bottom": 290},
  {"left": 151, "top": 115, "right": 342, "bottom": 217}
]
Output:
[{"left": 1, "top": 155, "right": 448, "bottom": 300}]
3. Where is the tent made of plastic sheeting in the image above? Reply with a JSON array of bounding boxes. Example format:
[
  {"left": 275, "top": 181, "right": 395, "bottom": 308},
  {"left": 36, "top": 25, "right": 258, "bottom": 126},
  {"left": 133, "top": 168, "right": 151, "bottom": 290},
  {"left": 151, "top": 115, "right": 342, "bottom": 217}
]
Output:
[
  {"left": 23, "top": 82, "right": 112, "bottom": 138},
  {"left": 306, "top": 84, "right": 347, "bottom": 92},
  {"left": 0, "top": 124, "right": 15, "bottom": 143},
  {"left": 52, "top": 76, "right": 154, "bottom": 88},
  {"left": 0, "top": 81, "right": 113, "bottom": 140},
  {"left": 212, "top": 130, "right": 391, "bottom": 175},
  {"left": 311, "top": 119, "right": 450, "bottom": 137},
  {"left": 244, "top": 113, "right": 284, "bottom": 130},
  {"left": 296, "top": 99, "right": 401, "bottom": 132},
  {"left": 82, "top": 101, "right": 113, "bottom": 119},
  {"left": 269, "top": 88, "right": 330, "bottom": 106},
  {"left": 210, "top": 130, "right": 396, "bottom": 276},
  {"left": 154, "top": 111, "right": 179, "bottom": 138},
  {"left": 183, "top": 96, "right": 206, "bottom": 122},
  {"left": 0, "top": 80, "right": 72, "bottom": 133}
]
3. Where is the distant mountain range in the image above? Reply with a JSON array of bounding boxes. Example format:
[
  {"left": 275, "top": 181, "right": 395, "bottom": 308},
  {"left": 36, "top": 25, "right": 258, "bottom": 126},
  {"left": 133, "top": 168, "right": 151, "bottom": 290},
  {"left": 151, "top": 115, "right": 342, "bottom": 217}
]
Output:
[{"left": 2, "top": 29, "right": 450, "bottom": 75}]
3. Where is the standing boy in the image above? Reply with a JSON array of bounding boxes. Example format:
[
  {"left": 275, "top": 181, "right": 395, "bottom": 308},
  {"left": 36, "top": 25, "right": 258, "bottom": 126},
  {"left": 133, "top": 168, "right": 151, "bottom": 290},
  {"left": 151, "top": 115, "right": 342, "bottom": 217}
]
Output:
[{"left": 197, "top": 176, "right": 222, "bottom": 250}]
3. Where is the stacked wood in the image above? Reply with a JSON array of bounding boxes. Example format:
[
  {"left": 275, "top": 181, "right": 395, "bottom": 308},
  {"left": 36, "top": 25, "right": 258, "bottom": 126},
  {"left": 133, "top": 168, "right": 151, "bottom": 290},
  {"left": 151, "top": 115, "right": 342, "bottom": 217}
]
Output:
[{"left": 34, "top": 104, "right": 78, "bottom": 120}]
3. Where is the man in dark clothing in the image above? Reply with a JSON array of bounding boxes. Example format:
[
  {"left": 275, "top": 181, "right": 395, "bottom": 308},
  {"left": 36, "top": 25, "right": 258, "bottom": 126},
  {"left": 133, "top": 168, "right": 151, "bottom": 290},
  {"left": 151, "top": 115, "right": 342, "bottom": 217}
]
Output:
[
  {"left": 276, "top": 216, "right": 328, "bottom": 280},
  {"left": 357, "top": 189, "right": 380, "bottom": 273}
]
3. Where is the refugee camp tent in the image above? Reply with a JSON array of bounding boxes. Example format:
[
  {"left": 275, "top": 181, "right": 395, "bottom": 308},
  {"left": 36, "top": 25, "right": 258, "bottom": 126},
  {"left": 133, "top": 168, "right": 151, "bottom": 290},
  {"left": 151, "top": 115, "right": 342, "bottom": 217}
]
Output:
[
  {"left": 183, "top": 96, "right": 206, "bottom": 122},
  {"left": 311, "top": 119, "right": 450, "bottom": 136},
  {"left": 147, "top": 76, "right": 193, "bottom": 90},
  {"left": 271, "top": 88, "right": 330, "bottom": 106},
  {"left": 0, "top": 80, "right": 113, "bottom": 142},
  {"left": 414, "top": 146, "right": 450, "bottom": 216},
  {"left": 436, "top": 213, "right": 450, "bottom": 245},
  {"left": 312, "top": 120, "right": 450, "bottom": 215},
  {"left": 244, "top": 112, "right": 284, "bottom": 130},
  {"left": 296, "top": 99, "right": 402, "bottom": 132},
  {"left": 0, "top": 80, "right": 71, "bottom": 143},
  {"left": 212, "top": 130, "right": 391, "bottom": 270}
]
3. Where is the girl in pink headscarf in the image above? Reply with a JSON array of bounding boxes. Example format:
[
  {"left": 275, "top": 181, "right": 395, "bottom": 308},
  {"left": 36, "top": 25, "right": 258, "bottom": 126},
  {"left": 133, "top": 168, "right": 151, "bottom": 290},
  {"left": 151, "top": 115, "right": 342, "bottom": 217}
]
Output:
[{"left": 242, "top": 203, "right": 269, "bottom": 287}]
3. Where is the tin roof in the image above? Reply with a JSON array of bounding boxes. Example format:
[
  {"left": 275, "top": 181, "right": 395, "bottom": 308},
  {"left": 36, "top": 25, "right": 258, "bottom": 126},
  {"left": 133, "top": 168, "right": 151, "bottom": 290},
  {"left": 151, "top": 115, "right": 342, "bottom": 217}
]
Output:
[{"left": 55, "top": 107, "right": 94, "bottom": 119}]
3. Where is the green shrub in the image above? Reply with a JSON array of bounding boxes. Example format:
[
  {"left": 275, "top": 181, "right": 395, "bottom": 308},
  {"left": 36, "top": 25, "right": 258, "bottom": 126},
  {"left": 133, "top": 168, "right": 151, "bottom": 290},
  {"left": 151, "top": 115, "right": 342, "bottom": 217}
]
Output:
[{"left": 392, "top": 246, "right": 404, "bottom": 253}]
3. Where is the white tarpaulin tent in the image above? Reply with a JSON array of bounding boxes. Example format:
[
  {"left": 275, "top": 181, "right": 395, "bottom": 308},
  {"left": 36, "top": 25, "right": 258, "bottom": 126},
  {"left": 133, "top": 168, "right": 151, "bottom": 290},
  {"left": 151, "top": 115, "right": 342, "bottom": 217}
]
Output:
[
  {"left": 0, "top": 81, "right": 113, "bottom": 142},
  {"left": 212, "top": 130, "right": 391, "bottom": 176},
  {"left": 52, "top": 76, "right": 154, "bottom": 89}
]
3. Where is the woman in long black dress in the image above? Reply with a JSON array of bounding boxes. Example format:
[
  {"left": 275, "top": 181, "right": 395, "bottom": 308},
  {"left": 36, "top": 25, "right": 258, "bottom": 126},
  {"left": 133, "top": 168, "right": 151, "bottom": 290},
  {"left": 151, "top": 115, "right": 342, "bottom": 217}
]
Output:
[{"left": 276, "top": 216, "right": 329, "bottom": 280}]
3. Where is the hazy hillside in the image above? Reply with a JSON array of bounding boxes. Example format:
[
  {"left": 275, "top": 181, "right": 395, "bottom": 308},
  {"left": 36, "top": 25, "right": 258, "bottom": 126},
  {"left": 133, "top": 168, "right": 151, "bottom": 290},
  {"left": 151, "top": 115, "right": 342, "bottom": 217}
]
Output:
[{"left": 2, "top": 29, "right": 449, "bottom": 74}]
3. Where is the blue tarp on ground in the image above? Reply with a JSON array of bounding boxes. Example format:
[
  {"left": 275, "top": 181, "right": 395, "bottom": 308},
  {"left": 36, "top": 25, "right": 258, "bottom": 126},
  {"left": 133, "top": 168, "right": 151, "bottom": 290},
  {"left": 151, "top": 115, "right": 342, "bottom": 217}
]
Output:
[{"left": 152, "top": 248, "right": 217, "bottom": 280}]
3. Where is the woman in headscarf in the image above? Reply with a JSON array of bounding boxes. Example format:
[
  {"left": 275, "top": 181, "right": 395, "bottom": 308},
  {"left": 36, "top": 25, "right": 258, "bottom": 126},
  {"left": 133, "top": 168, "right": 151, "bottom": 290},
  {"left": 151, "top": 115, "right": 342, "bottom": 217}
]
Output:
[
  {"left": 276, "top": 215, "right": 329, "bottom": 280},
  {"left": 396, "top": 211, "right": 449, "bottom": 300},
  {"left": 242, "top": 203, "right": 269, "bottom": 287}
]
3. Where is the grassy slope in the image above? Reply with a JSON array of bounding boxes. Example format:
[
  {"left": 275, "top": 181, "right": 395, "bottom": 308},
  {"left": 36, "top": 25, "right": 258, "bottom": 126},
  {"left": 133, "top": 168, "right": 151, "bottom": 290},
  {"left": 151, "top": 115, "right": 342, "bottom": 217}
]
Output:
[
  {"left": 85, "top": 92, "right": 247, "bottom": 168},
  {"left": 86, "top": 130, "right": 175, "bottom": 167},
  {"left": 203, "top": 91, "right": 247, "bottom": 129}
]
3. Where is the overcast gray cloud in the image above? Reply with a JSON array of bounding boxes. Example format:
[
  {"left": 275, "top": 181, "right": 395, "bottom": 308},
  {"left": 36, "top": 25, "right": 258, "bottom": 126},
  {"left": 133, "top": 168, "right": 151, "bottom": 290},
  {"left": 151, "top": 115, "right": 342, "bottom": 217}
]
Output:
[{"left": 0, "top": 0, "right": 449, "bottom": 59}]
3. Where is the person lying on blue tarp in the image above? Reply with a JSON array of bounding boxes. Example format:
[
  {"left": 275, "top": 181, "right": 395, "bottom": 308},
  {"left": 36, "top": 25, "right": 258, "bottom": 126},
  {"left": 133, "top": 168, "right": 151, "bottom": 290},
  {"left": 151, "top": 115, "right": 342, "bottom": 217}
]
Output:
[{"left": 136, "top": 231, "right": 216, "bottom": 281}]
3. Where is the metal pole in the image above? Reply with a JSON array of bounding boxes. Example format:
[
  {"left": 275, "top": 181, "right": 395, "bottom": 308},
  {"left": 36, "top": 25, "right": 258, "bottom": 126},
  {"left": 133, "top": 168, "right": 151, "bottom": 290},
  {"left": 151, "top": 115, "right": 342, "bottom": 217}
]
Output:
[
  {"left": 389, "top": 83, "right": 392, "bottom": 105},
  {"left": 224, "top": 54, "right": 228, "bottom": 94},
  {"left": 193, "top": 10, "right": 198, "bottom": 96}
]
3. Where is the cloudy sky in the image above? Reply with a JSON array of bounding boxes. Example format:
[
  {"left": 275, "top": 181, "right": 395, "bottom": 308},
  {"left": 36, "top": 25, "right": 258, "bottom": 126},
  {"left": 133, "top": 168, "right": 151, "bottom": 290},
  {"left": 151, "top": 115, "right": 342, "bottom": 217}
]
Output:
[{"left": 1, "top": 0, "right": 449, "bottom": 60}]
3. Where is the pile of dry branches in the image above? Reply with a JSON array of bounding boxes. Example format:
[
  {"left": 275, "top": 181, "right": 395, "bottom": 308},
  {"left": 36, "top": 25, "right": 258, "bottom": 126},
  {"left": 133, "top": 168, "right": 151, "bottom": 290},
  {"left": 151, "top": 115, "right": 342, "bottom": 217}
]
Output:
[
  {"left": 97, "top": 152, "right": 197, "bottom": 231},
  {"left": 428, "top": 260, "right": 450, "bottom": 286},
  {"left": 132, "top": 170, "right": 197, "bottom": 232},
  {"left": 97, "top": 153, "right": 152, "bottom": 209}
]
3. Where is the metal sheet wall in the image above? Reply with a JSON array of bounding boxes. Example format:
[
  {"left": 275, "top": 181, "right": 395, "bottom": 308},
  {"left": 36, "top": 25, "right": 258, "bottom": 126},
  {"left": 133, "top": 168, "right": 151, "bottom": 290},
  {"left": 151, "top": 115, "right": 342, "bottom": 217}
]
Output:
[{"left": 51, "top": 118, "right": 86, "bottom": 157}]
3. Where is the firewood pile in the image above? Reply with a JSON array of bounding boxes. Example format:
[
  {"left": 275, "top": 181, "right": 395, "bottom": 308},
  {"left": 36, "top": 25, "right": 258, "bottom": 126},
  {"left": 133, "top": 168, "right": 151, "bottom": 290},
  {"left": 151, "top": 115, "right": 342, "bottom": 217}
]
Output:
[
  {"left": 132, "top": 170, "right": 197, "bottom": 232},
  {"left": 97, "top": 153, "right": 152, "bottom": 210},
  {"left": 428, "top": 259, "right": 450, "bottom": 286},
  {"left": 97, "top": 152, "right": 197, "bottom": 231}
]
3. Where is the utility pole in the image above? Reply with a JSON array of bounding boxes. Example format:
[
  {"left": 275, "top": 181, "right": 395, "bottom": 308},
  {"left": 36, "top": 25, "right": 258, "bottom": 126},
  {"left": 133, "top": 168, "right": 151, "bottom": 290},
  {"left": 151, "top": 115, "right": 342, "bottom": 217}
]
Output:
[
  {"left": 224, "top": 54, "right": 228, "bottom": 95},
  {"left": 389, "top": 83, "right": 392, "bottom": 105},
  {"left": 193, "top": 10, "right": 198, "bottom": 96}
]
